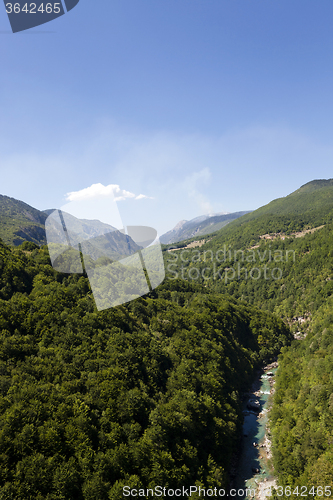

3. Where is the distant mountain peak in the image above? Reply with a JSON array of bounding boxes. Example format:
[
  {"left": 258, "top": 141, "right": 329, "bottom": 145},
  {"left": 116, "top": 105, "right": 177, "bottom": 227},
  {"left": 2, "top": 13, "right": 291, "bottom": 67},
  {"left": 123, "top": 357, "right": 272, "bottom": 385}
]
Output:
[
  {"left": 0, "top": 195, "right": 139, "bottom": 256},
  {"left": 0, "top": 194, "right": 47, "bottom": 246},
  {"left": 173, "top": 220, "right": 188, "bottom": 231},
  {"left": 160, "top": 211, "right": 250, "bottom": 244}
]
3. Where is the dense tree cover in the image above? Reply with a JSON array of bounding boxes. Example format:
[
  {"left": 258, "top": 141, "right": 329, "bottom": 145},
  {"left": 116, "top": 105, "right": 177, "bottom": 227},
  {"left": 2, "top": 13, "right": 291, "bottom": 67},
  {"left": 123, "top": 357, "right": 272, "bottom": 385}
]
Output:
[
  {"left": 162, "top": 183, "right": 333, "bottom": 495},
  {"left": 164, "top": 223, "right": 333, "bottom": 321},
  {"left": 214, "top": 223, "right": 333, "bottom": 320},
  {"left": 163, "top": 179, "right": 333, "bottom": 264},
  {"left": 0, "top": 239, "right": 292, "bottom": 499},
  {"left": 211, "top": 178, "right": 333, "bottom": 247},
  {"left": 2, "top": 179, "right": 333, "bottom": 497},
  {"left": 0, "top": 196, "right": 47, "bottom": 246},
  {"left": 270, "top": 299, "right": 333, "bottom": 498}
]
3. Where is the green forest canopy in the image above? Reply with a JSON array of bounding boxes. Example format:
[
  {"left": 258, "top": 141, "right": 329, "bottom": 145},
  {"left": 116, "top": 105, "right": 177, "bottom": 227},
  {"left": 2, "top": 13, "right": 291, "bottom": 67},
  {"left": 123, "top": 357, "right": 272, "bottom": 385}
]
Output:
[{"left": 0, "top": 239, "right": 292, "bottom": 499}]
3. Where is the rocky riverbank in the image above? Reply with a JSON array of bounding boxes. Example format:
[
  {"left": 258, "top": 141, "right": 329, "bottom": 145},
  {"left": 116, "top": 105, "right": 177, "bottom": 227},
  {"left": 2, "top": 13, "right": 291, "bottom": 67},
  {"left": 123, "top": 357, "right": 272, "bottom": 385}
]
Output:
[
  {"left": 256, "top": 361, "right": 278, "bottom": 499},
  {"left": 233, "top": 361, "right": 278, "bottom": 499}
]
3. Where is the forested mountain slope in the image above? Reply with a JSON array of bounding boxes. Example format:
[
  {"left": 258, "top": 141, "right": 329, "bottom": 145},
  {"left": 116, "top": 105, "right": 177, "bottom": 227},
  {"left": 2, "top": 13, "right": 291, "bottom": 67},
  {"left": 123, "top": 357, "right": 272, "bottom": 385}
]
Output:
[
  {"left": 270, "top": 299, "right": 333, "bottom": 497},
  {"left": 165, "top": 222, "right": 333, "bottom": 321},
  {"left": 0, "top": 195, "right": 47, "bottom": 246},
  {"left": 163, "top": 179, "right": 333, "bottom": 497},
  {"left": 0, "top": 194, "right": 144, "bottom": 267},
  {"left": 164, "top": 179, "right": 333, "bottom": 320},
  {"left": 0, "top": 239, "right": 291, "bottom": 499},
  {"left": 183, "top": 178, "right": 333, "bottom": 251},
  {"left": 2, "top": 179, "right": 333, "bottom": 498},
  {"left": 160, "top": 211, "right": 250, "bottom": 244}
]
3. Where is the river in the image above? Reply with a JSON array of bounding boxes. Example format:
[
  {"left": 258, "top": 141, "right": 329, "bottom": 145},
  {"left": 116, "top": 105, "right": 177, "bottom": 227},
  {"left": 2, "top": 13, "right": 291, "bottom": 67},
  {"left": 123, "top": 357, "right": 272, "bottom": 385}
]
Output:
[{"left": 233, "top": 363, "right": 278, "bottom": 499}]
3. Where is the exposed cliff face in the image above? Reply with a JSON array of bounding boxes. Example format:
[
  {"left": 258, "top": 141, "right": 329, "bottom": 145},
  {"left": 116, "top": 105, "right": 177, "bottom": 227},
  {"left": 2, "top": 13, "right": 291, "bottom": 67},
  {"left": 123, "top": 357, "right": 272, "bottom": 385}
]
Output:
[
  {"left": 160, "top": 212, "right": 249, "bottom": 244},
  {"left": 0, "top": 196, "right": 141, "bottom": 254},
  {"left": 0, "top": 195, "right": 48, "bottom": 246},
  {"left": 13, "top": 225, "right": 47, "bottom": 246}
]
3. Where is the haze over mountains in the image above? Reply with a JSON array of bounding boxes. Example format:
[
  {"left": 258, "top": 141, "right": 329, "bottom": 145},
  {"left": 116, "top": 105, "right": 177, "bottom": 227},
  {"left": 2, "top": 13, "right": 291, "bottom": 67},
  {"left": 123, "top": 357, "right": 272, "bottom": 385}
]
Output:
[
  {"left": 160, "top": 178, "right": 333, "bottom": 247},
  {"left": 0, "top": 196, "right": 140, "bottom": 258},
  {"left": 0, "top": 194, "right": 251, "bottom": 248},
  {"left": 2, "top": 178, "right": 333, "bottom": 251},
  {"left": 2, "top": 178, "right": 333, "bottom": 250},
  {"left": 159, "top": 211, "right": 250, "bottom": 244}
]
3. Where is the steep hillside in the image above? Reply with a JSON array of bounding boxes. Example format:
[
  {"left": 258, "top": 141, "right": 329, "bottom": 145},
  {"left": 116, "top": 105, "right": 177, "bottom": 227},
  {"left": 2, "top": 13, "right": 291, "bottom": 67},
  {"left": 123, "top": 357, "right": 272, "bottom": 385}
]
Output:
[
  {"left": 164, "top": 179, "right": 333, "bottom": 320},
  {"left": 164, "top": 222, "right": 333, "bottom": 320},
  {"left": 0, "top": 195, "right": 47, "bottom": 246},
  {"left": 230, "top": 178, "right": 333, "bottom": 224},
  {"left": 0, "top": 196, "right": 142, "bottom": 259},
  {"left": 160, "top": 211, "right": 250, "bottom": 244},
  {"left": 270, "top": 299, "right": 333, "bottom": 495},
  {"left": 162, "top": 179, "right": 333, "bottom": 496},
  {"left": 167, "top": 178, "right": 333, "bottom": 255}
]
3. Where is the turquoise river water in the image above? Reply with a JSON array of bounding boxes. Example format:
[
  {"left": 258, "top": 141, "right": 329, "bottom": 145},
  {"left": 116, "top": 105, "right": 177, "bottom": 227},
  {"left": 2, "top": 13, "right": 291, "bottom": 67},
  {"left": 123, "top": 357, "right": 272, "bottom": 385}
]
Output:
[{"left": 234, "top": 367, "right": 278, "bottom": 499}]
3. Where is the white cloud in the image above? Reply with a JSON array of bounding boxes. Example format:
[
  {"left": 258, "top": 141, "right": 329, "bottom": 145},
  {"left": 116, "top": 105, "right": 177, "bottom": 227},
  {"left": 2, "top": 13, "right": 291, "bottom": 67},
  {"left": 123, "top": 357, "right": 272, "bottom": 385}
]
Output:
[
  {"left": 135, "top": 193, "right": 154, "bottom": 200},
  {"left": 66, "top": 183, "right": 152, "bottom": 203},
  {"left": 4, "top": 121, "right": 333, "bottom": 233}
]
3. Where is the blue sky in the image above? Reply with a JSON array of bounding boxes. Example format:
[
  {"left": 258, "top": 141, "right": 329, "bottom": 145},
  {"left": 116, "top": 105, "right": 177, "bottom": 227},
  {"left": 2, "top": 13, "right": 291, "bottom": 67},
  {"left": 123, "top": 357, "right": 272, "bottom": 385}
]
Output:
[{"left": 1, "top": 0, "right": 333, "bottom": 234}]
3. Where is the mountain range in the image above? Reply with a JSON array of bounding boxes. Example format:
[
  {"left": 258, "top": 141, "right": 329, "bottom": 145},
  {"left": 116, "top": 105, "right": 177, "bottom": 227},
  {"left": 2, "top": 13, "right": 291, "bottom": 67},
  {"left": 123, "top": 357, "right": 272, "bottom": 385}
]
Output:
[
  {"left": 159, "top": 211, "right": 250, "bottom": 244},
  {"left": 0, "top": 178, "right": 333, "bottom": 496},
  {"left": 190, "top": 178, "right": 333, "bottom": 251},
  {"left": 161, "top": 178, "right": 333, "bottom": 492},
  {"left": 160, "top": 177, "right": 333, "bottom": 247},
  {"left": 0, "top": 196, "right": 140, "bottom": 258},
  {"left": 2, "top": 179, "right": 333, "bottom": 251},
  {"left": 0, "top": 195, "right": 250, "bottom": 248},
  {"left": 0, "top": 194, "right": 48, "bottom": 246}
]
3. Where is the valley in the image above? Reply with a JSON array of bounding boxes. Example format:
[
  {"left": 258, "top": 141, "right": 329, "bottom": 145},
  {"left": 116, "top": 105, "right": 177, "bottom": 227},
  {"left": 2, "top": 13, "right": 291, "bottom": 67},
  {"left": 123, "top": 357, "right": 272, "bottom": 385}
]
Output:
[
  {"left": 234, "top": 362, "right": 278, "bottom": 499},
  {"left": 0, "top": 179, "right": 332, "bottom": 498},
  {"left": 163, "top": 179, "right": 333, "bottom": 498}
]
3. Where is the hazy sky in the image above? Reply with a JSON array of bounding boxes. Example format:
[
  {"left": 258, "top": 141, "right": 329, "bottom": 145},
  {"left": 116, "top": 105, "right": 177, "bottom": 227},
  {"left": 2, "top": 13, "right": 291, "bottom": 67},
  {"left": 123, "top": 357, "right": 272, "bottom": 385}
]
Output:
[{"left": 1, "top": 0, "right": 333, "bottom": 234}]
